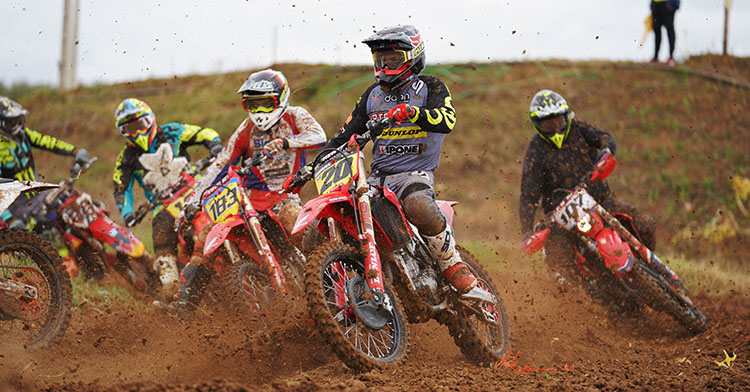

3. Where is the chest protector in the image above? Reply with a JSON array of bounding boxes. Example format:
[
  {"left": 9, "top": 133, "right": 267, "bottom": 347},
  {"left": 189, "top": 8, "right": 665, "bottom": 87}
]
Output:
[{"left": 366, "top": 78, "right": 445, "bottom": 174}]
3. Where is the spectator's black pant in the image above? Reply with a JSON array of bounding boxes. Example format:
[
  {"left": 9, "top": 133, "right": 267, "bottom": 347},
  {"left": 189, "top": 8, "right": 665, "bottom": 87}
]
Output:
[{"left": 651, "top": 2, "right": 676, "bottom": 60}]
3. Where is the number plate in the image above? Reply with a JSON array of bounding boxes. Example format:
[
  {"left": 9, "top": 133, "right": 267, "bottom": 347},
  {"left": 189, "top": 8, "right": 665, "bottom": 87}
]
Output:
[
  {"left": 552, "top": 188, "right": 597, "bottom": 230},
  {"left": 165, "top": 183, "right": 198, "bottom": 218},
  {"left": 313, "top": 151, "right": 359, "bottom": 195},
  {"left": 202, "top": 176, "right": 242, "bottom": 223}
]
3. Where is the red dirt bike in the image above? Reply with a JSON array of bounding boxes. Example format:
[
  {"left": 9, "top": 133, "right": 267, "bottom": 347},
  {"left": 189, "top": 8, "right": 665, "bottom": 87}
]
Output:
[
  {"left": 0, "top": 178, "right": 72, "bottom": 349},
  {"left": 195, "top": 154, "right": 305, "bottom": 310},
  {"left": 520, "top": 150, "right": 707, "bottom": 334},
  {"left": 34, "top": 158, "right": 156, "bottom": 294},
  {"left": 291, "top": 118, "right": 511, "bottom": 372}
]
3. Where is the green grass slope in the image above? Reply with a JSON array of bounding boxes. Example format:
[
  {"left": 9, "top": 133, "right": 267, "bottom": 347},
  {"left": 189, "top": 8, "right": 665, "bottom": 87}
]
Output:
[{"left": 5, "top": 55, "right": 748, "bottom": 295}]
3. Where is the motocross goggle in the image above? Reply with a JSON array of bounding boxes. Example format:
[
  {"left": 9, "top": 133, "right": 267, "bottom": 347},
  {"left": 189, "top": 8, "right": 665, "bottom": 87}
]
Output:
[
  {"left": 535, "top": 115, "right": 567, "bottom": 135},
  {"left": 533, "top": 114, "right": 571, "bottom": 149},
  {"left": 0, "top": 115, "right": 25, "bottom": 135},
  {"left": 118, "top": 116, "right": 154, "bottom": 137},
  {"left": 242, "top": 95, "right": 278, "bottom": 114},
  {"left": 372, "top": 49, "right": 413, "bottom": 75}
]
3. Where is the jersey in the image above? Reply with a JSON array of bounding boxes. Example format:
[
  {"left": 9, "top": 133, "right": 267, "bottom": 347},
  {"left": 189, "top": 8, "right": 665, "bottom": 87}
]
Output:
[
  {"left": 519, "top": 119, "right": 617, "bottom": 233},
  {"left": 0, "top": 127, "right": 77, "bottom": 181},
  {"left": 189, "top": 106, "right": 326, "bottom": 202},
  {"left": 112, "top": 122, "right": 221, "bottom": 218},
  {"left": 326, "top": 75, "right": 456, "bottom": 175}
]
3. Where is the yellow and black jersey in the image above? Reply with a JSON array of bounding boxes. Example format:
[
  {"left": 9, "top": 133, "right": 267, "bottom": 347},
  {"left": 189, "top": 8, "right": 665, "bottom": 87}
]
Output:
[{"left": 0, "top": 127, "right": 77, "bottom": 182}]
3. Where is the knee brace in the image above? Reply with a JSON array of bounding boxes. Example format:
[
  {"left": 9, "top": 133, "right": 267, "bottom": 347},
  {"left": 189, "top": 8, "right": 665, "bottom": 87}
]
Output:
[{"left": 401, "top": 186, "right": 445, "bottom": 236}]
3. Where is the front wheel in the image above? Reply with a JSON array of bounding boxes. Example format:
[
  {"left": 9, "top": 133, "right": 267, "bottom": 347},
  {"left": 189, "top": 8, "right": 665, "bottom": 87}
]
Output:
[
  {"left": 631, "top": 260, "right": 707, "bottom": 334},
  {"left": 0, "top": 228, "right": 72, "bottom": 349},
  {"left": 444, "top": 246, "right": 512, "bottom": 365},
  {"left": 305, "top": 242, "right": 408, "bottom": 372},
  {"left": 228, "top": 258, "right": 276, "bottom": 312}
]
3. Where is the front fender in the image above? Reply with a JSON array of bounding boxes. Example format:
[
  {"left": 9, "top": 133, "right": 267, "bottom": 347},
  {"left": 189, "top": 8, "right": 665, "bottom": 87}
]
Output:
[
  {"left": 291, "top": 190, "right": 353, "bottom": 236},
  {"left": 595, "top": 228, "right": 633, "bottom": 274},
  {"left": 89, "top": 215, "right": 145, "bottom": 258},
  {"left": 204, "top": 216, "right": 244, "bottom": 256}
]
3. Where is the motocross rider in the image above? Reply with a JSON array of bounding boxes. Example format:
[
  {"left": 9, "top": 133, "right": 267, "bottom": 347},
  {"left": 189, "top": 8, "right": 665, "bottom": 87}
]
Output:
[
  {"left": 519, "top": 89, "right": 658, "bottom": 307},
  {"left": 0, "top": 96, "right": 90, "bottom": 226},
  {"left": 112, "top": 98, "right": 223, "bottom": 298},
  {"left": 170, "top": 69, "right": 327, "bottom": 310},
  {"left": 320, "top": 25, "right": 478, "bottom": 295}
]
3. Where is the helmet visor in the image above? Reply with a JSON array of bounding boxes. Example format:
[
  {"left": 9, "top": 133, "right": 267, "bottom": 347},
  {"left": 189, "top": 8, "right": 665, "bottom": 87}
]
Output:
[
  {"left": 242, "top": 96, "right": 278, "bottom": 113},
  {"left": 119, "top": 116, "right": 153, "bottom": 137},
  {"left": 373, "top": 49, "right": 409, "bottom": 71},
  {"left": 535, "top": 115, "right": 566, "bottom": 136},
  {"left": 3, "top": 116, "right": 25, "bottom": 134}
]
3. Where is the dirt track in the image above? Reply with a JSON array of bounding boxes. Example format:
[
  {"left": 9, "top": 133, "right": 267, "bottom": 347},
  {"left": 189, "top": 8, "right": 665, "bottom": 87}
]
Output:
[{"left": 1, "top": 267, "right": 747, "bottom": 392}]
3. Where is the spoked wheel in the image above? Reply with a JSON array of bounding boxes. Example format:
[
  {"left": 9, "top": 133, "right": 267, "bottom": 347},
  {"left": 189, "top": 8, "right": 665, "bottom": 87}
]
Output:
[
  {"left": 0, "top": 229, "right": 72, "bottom": 349},
  {"left": 305, "top": 242, "right": 408, "bottom": 372},
  {"left": 632, "top": 260, "right": 707, "bottom": 334},
  {"left": 445, "top": 246, "right": 511, "bottom": 366},
  {"left": 229, "top": 259, "right": 276, "bottom": 312}
]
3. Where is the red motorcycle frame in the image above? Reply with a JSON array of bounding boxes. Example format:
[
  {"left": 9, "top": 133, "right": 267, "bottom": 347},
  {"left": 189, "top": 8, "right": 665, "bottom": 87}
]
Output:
[
  {"left": 39, "top": 159, "right": 156, "bottom": 292},
  {"left": 521, "top": 151, "right": 706, "bottom": 333},
  {"left": 195, "top": 157, "right": 305, "bottom": 308},
  {"left": 292, "top": 118, "right": 511, "bottom": 372}
]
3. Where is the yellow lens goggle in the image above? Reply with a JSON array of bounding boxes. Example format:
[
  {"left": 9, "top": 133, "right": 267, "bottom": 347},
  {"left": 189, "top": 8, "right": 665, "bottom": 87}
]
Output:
[{"left": 242, "top": 96, "right": 278, "bottom": 113}]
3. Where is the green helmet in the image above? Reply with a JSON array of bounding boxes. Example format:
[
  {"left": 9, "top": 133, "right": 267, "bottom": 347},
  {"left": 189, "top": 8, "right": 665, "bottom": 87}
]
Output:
[{"left": 529, "top": 90, "right": 574, "bottom": 149}]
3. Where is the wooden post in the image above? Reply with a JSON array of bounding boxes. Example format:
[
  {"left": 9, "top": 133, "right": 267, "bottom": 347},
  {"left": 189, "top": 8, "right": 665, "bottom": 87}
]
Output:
[
  {"left": 59, "top": 0, "right": 80, "bottom": 91},
  {"left": 723, "top": 0, "right": 731, "bottom": 56}
]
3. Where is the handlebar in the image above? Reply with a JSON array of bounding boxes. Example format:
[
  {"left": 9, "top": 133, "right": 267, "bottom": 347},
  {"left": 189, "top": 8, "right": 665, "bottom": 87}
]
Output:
[{"left": 286, "top": 117, "right": 395, "bottom": 191}]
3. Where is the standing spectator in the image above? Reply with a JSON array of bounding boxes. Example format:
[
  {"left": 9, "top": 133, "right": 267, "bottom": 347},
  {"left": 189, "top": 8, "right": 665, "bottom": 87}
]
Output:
[{"left": 650, "top": 0, "right": 680, "bottom": 65}]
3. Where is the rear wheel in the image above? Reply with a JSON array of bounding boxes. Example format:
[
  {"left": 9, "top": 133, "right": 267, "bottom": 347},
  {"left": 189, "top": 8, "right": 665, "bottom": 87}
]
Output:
[
  {"left": 0, "top": 228, "right": 72, "bottom": 349},
  {"left": 631, "top": 260, "right": 707, "bottom": 334},
  {"left": 444, "top": 246, "right": 511, "bottom": 365},
  {"left": 305, "top": 242, "right": 408, "bottom": 372}
]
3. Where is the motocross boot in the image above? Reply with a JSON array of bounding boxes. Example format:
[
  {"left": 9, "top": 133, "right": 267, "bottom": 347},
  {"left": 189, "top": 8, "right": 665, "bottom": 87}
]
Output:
[
  {"left": 175, "top": 262, "right": 212, "bottom": 310},
  {"left": 422, "top": 225, "right": 477, "bottom": 295},
  {"left": 153, "top": 255, "right": 180, "bottom": 299}
]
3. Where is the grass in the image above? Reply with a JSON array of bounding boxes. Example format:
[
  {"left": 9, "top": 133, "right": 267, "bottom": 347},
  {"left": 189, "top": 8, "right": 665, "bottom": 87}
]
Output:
[
  {"left": 71, "top": 275, "right": 139, "bottom": 309},
  {"left": 7, "top": 55, "right": 747, "bottom": 303}
]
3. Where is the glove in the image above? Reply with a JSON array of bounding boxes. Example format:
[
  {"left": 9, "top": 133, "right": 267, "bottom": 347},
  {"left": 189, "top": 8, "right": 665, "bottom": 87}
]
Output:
[
  {"left": 262, "top": 139, "right": 286, "bottom": 157},
  {"left": 292, "top": 165, "right": 312, "bottom": 187},
  {"left": 175, "top": 202, "right": 199, "bottom": 233},
  {"left": 123, "top": 212, "right": 136, "bottom": 228},
  {"left": 75, "top": 148, "right": 90, "bottom": 165},
  {"left": 387, "top": 104, "right": 416, "bottom": 124},
  {"left": 596, "top": 147, "right": 612, "bottom": 162},
  {"left": 209, "top": 143, "right": 223, "bottom": 158},
  {"left": 184, "top": 202, "right": 200, "bottom": 222}
]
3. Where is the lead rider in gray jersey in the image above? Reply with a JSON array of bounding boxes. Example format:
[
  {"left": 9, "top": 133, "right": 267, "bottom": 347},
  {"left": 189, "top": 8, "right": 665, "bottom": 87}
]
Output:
[{"left": 324, "top": 25, "right": 477, "bottom": 294}]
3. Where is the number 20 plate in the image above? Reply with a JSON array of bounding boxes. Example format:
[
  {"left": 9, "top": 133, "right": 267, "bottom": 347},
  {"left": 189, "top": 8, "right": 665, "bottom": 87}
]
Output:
[{"left": 313, "top": 151, "right": 359, "bottom": 195}]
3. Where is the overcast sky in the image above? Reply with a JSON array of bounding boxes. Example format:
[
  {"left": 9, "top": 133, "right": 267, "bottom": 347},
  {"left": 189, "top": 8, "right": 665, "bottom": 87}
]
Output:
[{"left": 2, "top": 0, "right": 748, "bottom": 86}]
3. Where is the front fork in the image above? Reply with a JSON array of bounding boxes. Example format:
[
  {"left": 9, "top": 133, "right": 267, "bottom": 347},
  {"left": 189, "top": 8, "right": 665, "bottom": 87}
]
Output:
[{"left": 238, "top": 192, "right": 288, "bottom": 294}]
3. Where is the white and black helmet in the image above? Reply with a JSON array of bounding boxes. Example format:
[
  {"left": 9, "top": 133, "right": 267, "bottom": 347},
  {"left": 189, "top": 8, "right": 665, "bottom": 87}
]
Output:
[
  {"left": 238, "top": 69, "right": 290, "bottom": 132},
  {"left": 529, "top": 90, "right": 575, "bottom": 149},
  {"left": 0, "top": 96, "right": 29, "bottom": 137}
]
